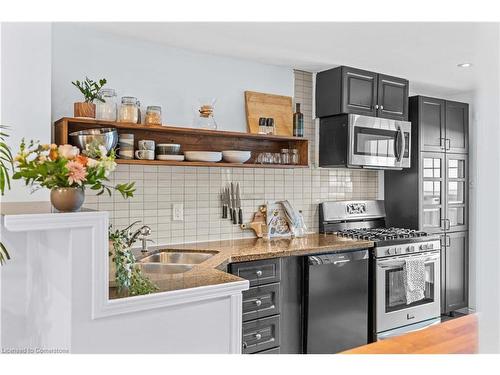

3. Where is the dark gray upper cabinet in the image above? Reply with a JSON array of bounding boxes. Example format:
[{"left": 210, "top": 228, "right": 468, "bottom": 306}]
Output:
[
  {"left": 442, "top": 231, "right": 468, "bottom": 314},
  {"left": 414, "top": 96, "right": 468, "bottom": 154},
  {"left": 341, "top": 67, "right": 378, "bottom": 117},
  {"left": 315, "top": 66, "right": 408, "bottom": 120},
  {"left": 446, "top": 101, "right": 469, "bottom": 154},
  {"left": 418, "top": 96, "right": 446, "bottom": 152},
  {"left": 377, "top": 74, "right": 409, "bottom": 120}
]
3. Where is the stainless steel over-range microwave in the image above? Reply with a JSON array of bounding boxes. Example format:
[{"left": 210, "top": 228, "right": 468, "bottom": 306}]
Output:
[{"left": 319, "top": 114, "right": 411, "bottom": 170}]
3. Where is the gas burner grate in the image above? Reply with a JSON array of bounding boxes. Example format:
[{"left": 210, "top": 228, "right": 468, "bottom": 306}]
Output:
[{"left": 336, "top": 227, "right": 429, "bottom": 241}]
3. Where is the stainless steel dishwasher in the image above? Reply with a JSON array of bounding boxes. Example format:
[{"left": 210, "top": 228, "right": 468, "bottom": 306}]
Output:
[{"left": 303, "top": 249, "right": 370, "bottom": 353}]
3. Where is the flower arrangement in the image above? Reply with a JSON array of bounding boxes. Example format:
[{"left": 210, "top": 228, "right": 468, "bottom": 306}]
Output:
[
  {"left": 109, "top": 222, "right": 158, "bottom": 296},
  {"left": 12, "top": 140, "right": 135, "bottom": 209}
]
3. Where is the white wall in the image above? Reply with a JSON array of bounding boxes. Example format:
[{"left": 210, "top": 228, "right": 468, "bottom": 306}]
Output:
[
  {"left": 0, "top": 23, "right": 52, "bottom": 203},
  {"left": 51, "top": 24, "right": 294, "bottom": 132}
]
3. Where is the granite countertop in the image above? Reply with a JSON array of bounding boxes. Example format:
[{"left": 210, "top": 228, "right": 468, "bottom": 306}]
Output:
[{"left": 109, "top": 233, "right": 374, "bottom": 299}]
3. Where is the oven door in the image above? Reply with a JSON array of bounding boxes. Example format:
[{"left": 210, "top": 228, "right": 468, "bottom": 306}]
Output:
[
  {"left": 376, "top": 250, "right": 440, "bottom": 334},
  {"left": 348, "top": 114, "right": 411, "bottom": 169}
]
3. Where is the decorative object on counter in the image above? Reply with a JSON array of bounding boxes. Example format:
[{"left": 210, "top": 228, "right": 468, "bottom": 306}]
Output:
[
  {"left": 69, "top": 127, "right": 118, "bottom": 154},
  {"left": 96, "top": 88, "right": 118, "bottom": 121},
  {"left": 0, "top": 125, "right": 13, "bottom": 265},
  {"left": 118, "top": 133, "right": 134, "bottom": 159},
  {"left": 293, "top": 103, "right": 304, "bottom": 137},
  {"left": 145, "top": 105, "right": 162, "bottom": 125},
  {"left": 71, "top": 77, "right": 107, "bottom": 118},
  {"left": 118, "top": 96, "right": 140, "bottom": 123},
  {"left": 221, "top": 150, "right": 251, "bottom": 164},
  {"left": 258, "top": 117, "right": 267, "bottom": 134},
  {"left": 108, "top": 221, "right": 158, "bottom": 295},
  {"left": 280, "top": 200, "right": 307, "bottom": 237},
  {"left": 265, "top": 201, "right": 291, "bottom": 238},
  {"left": 196, "top": 98, "right": 217, "bottom": 130},
  {"left": 12, "top": 140, "right": 135, "bottom": 212},
  {"left": 240, "top": 205, "right": 267, "bottom": 238},
  {"left": 245, "top": 91, "right": 293, "bottom": 136},
  {"left": 265, "top": 117, "right": 275, "bottom": 135},
  {"left": 184, "top": 151, "right": 222, "bottom": 162}
]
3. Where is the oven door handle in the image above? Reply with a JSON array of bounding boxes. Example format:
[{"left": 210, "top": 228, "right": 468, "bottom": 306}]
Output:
[{"left": 377, "top": 255, "right": 439, "bottom": 269}]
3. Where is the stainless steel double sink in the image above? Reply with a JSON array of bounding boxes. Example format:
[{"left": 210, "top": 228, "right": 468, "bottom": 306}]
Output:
[{"left": 136, "top": 250, "right": 215, "bottom": 275}]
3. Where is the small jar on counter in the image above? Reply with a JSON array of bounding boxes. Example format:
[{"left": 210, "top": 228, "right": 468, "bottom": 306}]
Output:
[
  {"left": 118, "top": 96, "right": 139, "bottom": 123},
  {"left": 145, "top": 106, "right": 162, "bottom": 125},
  {"left": 96, "top": 88, "right": 117, "bottom": 121}
]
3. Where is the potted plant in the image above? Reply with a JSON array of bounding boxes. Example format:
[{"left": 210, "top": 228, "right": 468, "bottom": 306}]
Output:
[
  {"left": 109, "top": 222, "right": 158, "bottom": 295},
  {"left": 71, "top": 77, "right": 107, "bottom": 118},
  {"left": 12, "top": 140, "right": 135, "bottom": 212},
  {"left": 0, "top": 125, "right": 13, "bottom": 265}
]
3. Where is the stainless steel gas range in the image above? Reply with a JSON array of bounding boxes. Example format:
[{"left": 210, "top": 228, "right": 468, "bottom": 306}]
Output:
[{"left": 320, "top": 200, "right": 441, "bottom": 340}]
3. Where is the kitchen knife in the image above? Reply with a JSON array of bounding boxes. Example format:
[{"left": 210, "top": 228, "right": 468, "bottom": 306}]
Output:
[
  {"left": 227, "top": 186, "right": 234, "bottom": 222},
  {"left": 230, "top": 183, "right": 237, "bottom": 224},
  {"left": 221, "top": 188, "right": 228, "bottom": 219},
  {"left": 236, "top": 183, "right": 243, "bottom": 225}
]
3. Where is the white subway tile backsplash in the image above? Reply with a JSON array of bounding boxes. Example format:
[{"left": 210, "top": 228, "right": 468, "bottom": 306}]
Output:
[{"left": 85, "top": 70, "right": 378, "bottom": 245}]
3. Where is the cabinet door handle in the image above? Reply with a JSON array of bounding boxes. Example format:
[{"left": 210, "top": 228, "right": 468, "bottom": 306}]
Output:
[
  {"left": 375, "top": 104, "right": 379, "bottom": 110},
  {"left": 255, "top": 333, "right": 262, "bottom": 340},
  {"left": 445, "top": 138, "right": 451, "bottom": 150},
  {"left": 440, "top": 137, "right": 446, "bottom": 149},
  {"left": 445, "top": 219, "right": 451, "bottom": 231},
  {"left": 445, "top": 235, "right": 451, "bottom": 247},
  {"left": 255, "top": 270, "right": 263, "bottom": 277},
  {"left": 255, "top": 299, "right": 262, "bottom": 307},
  {"left": 380, "top": 105, "right": 384, "bottom": 110},
  {"left": 440, "top": 219, "right": 446, "bottom": 230}
]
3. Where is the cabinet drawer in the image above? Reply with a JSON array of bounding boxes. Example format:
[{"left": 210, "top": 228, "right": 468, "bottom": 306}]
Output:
[
  {"left": 230, "top": 258, "right": 281, "bottom": 287},
  {"left": 255, "top": 347, "right": 280, "bottom": 354},
  {"left": 242, "top": 283, "right": 280, "bottom": 322},
  {"left": 242, "top": 315, "right": 280, "bottom": 354}
]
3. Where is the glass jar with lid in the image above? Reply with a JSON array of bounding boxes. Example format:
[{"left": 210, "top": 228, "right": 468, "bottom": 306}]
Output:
[
  {"left": 96, "top": 88, "right": 117, "bottom": 121},
  {"left": 290, "top": 149, "right": 300, "bottom": 165},
  {"left": 280, "top": 148, "right": 290, "bottom": 165},
  {"left": 118, "top": 96, "right": 139, "bottom": 123},
  {"left": 145, "top": 106, "right": 162, "bottom": 125}
]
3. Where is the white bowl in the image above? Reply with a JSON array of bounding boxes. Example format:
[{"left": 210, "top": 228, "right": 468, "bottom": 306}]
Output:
[
  {"left": 184, "top": 151, "right": 222, "bottom": 162},
  {"left": 222, "top": 150, "right": 251, "bottom": 164},
  {"left": 157, "top": 154, "right": 185, "bottom": 161}
]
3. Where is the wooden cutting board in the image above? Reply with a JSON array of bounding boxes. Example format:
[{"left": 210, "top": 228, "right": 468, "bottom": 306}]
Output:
[{"left": 244, "top": 91, "right": 293, "bottom": 136}]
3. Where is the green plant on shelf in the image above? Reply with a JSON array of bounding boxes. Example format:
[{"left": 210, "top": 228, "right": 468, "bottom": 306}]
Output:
[
  {"left": 0, "top": 125, "right": 13, "bottom": 265},
  {"left": 71, "top": 77, "right": 107, "bottom": 103},
  {"left": 109, "top": 221, "right": 158, "bottom": 296}
]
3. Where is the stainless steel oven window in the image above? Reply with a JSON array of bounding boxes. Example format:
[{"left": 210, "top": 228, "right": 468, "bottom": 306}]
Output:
[{"left": 385, "top": 262, "right": 435, "bottom": 313}]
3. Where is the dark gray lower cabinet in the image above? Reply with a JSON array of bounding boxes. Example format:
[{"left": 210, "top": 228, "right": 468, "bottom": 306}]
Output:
[
  {"left": 441, "top": 231, "right": 469, "bottom": 314},
  {"left": 229, "top": 256, "right": 303, "bottom": 354}
]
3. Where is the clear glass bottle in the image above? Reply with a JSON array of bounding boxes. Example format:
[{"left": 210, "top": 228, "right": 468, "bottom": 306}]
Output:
[
  {"left": 290, "top": 149, "right": 300, "bottom": 165},
  {"left": 266, "top": 118, "right": 275, "bottom": 135},
  {"left": 96, "top": 89, "right": 118, "bottom": 121},
  {"left": 281, "top": 148, "right": 290, "bottom": 164},
  {"left": 118, "top": 96, "right": 139, "bottom": 123},
  {"left": 145, "top": 106, "right": 162, "bottom": 125},
  {"left": 195, "top": 98, "right": 217, "bottom": 129},
  {"left": 258, "top": 117, "right": 267, "bottom": 134}
]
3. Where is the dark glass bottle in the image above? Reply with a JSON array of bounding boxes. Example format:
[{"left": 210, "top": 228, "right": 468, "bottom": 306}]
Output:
[{"left": 293, "top": 103, "right": 304, "bottom": 137}]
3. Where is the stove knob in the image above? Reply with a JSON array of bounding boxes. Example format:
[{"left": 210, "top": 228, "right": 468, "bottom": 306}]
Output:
[
  {"left": 409, "top": 245, "right": 415, "bottom": 252},
  {"left": 428, "top": 243, "right": 434, "bottom": 250},
  {"left": 420, "top": 244, "right": 427, "bottom": 251}
]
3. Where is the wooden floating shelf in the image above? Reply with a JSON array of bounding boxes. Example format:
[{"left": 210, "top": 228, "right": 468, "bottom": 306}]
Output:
[
  {"left": 54, "top": 117, "right": 309, "bottom": 169},
  {"left": 115, "top": 159, "right": 307, "bottom": 169}
]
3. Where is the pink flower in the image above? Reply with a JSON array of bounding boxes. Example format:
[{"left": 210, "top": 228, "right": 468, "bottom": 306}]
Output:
[
  {"left": 66, "top": 160, "right": 87, "bottom": 186},
  {"left": 58, "top": 144, "right": 80, "bottom": 160}
]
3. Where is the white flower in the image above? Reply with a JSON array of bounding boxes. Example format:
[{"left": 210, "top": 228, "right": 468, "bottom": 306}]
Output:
[
  {"left": 100, "top": 159, "right": 117, "bottom": 177},
  {"left": 86, "top": 158, "right": 99, "bottom": 168},
  {"left": 98, "top": 145, "right": 108, "bottom": 157},
  {"left": 58, "top": 144, "right": 80, "bottom": 160}
]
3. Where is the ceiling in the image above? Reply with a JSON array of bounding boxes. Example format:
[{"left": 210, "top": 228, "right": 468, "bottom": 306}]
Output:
[{"left": 91, "top": 22, "right": 490, "bottom": 95}]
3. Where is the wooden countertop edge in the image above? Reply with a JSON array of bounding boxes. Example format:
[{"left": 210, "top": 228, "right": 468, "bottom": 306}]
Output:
[{"left": 342, "top": 314, "right": 478, "bottom": 354}]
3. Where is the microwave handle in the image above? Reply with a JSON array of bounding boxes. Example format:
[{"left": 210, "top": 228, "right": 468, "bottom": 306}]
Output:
[{"left": 395, "top": 126, "right": 405, "bottom": 162}]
